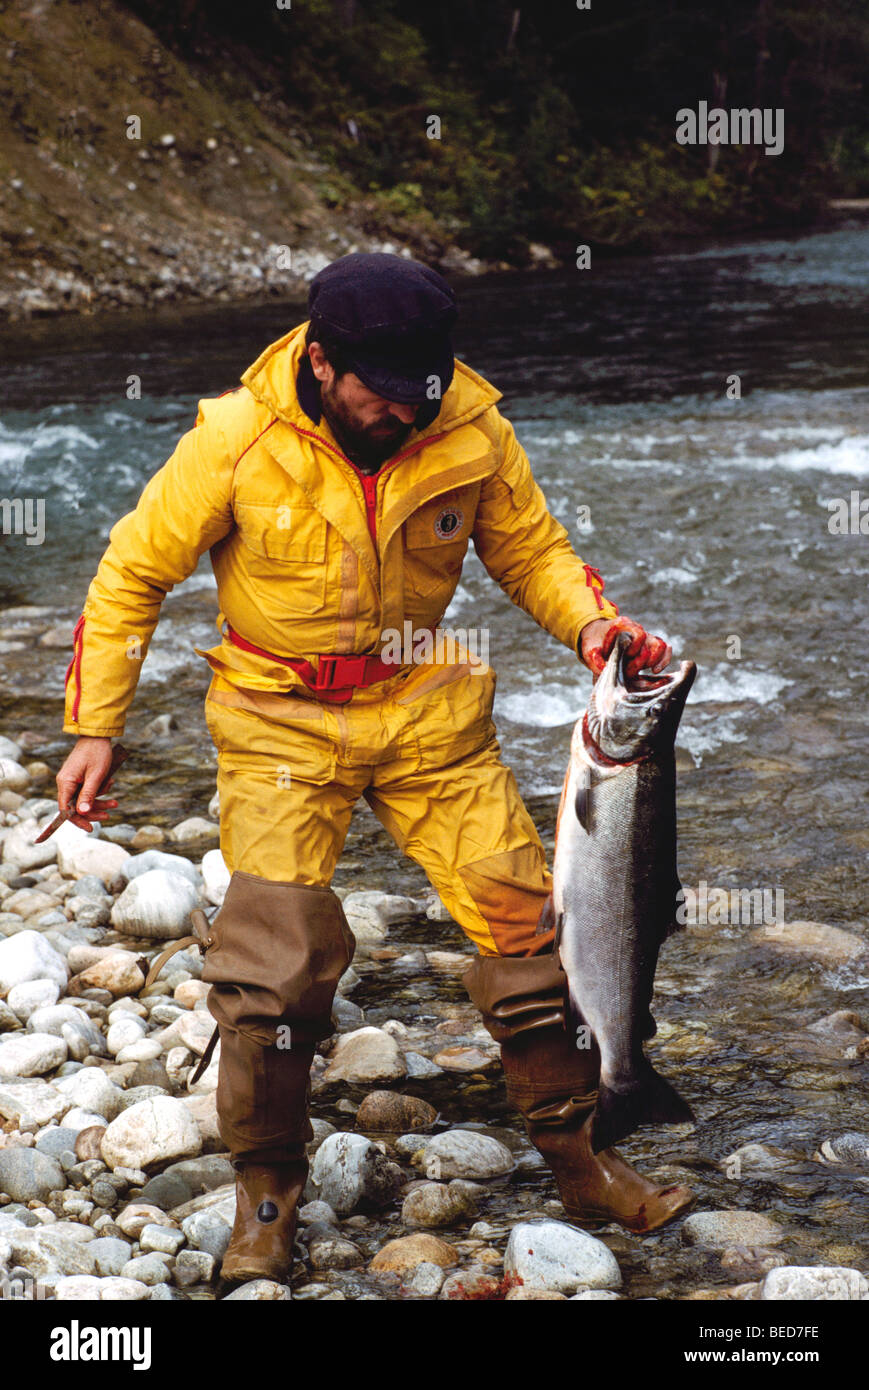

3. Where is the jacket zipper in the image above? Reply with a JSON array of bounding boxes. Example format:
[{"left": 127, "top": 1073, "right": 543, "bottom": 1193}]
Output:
[
  {"left": 359, "top": 473, "right": 379, "bottom": 541},
  {"left": 286, "top": 421, "right": 445, "bottom": 545},
  {"left": 65, "top": 614, "right": 85, "bottom": 723}
]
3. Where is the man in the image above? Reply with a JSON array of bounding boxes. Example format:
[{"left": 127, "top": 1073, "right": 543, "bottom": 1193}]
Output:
[{"left": 57, "top": 253, "right": 692, "bottom": 1284}]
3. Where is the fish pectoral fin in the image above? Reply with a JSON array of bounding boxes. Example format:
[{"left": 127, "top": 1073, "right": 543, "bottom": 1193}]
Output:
[
  {"left": 574, "top": 765, "right": 592, "bottom": 832},
  {"left": 538, "top": 894, "right": 567, "bottom": 959},
  {"left": 537, "top": 892, "right": 556, "bottom": 936},
  {"left": 553, "top": 909, "right": 565, "bottom": 953}
]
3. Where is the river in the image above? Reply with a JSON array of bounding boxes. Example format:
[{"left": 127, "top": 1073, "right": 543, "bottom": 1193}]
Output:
[{"left": 1, "top": 225, "right": 868, "bottom": 1295}]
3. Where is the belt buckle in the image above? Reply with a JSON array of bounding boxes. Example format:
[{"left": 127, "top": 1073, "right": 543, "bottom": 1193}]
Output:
[
  {"left": 314, "top": 655, "right": 339, "bottom": 691},
  {"left": 314, "top": 654, "right": 368, "bottom": 691}
]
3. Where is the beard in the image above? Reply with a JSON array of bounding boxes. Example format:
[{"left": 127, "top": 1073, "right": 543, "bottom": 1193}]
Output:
[{"left": 320, "top": 378, "right": 415, "bottom": 473}]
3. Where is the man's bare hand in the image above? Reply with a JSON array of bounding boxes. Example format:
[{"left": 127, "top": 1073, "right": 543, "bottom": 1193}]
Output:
[{"left": 55, "top": 737, "right": 119, "bottom": 832}]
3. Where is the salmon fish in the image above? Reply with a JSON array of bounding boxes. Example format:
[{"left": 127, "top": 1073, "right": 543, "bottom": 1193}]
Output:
[{"left": 551, "top": 630, "right": 697, "bottom": 1153}]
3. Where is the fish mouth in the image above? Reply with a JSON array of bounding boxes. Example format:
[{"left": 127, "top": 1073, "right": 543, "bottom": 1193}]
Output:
[{"left": 587, "top": 631, "right": 696, "bottom": 762}]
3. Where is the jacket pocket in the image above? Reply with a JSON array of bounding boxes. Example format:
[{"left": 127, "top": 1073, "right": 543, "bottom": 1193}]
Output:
[
  {"left": 397, "top": 658, "right": 497, "bottom": 769},
  {"left": 403, "top": 502, "right": 472, "bottom": 597},
  {"left": 233, "top": 502, "right": 328, "bottom": 611},
  {"left": 204, "top": 683, "right": 336, "bottom": 784},
  {"left": 234, "top": 501, "right": 327, "bottom": 561}
]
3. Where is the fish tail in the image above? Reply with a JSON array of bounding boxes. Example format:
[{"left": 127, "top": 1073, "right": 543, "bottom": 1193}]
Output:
[{"left": 589, "top": 1066, "right": 694, "bottom": 1154}]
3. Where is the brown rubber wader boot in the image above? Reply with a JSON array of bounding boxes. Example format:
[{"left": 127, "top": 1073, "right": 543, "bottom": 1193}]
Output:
[
  {"left": 200, "top": 873, "right": 356, "bottom": 1283},
  {"left": 463, "top": 952, "right": 693, "bottom": 1234}
]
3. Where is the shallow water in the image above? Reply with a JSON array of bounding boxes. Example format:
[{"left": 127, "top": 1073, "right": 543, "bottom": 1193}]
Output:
[{"left": 1, "top": 225, "right": 868, "bottom": 1293}]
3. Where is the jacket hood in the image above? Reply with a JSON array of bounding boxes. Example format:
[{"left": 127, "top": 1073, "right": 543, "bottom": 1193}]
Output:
[{"left": 239, "top": 321, "right": 503, "bottom": 443}]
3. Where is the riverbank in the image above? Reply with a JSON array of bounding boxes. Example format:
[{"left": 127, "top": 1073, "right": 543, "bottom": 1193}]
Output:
[
  {"left": 1, "top": 726, "right": 868, "bottom": 1303},
  {"left": 0, "top": 0, "right": 490, "bottom": 326},
  {"left": 2, "top": 212, "right": 869, "bottom": 1298},
  {"left": 2, "top": 1, "right": 863, "bottom": 325}
]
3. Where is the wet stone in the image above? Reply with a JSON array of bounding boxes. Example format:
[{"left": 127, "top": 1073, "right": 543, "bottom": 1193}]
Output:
[
  {"left": 720, "top": 1246, "right": 787, "bottom": 1281},
  {"left": 404, "top": 1052, "right": 443, "bottom": 1079},
  {"left": 408, "top": 1260, "right": 445, "bottom": 1295},
  {"left": 761, "top": 1266, "right": 869, "bottom": 1300},
  {"left": 298, "top": 1201, "right": 337, "bottom": 1227},
  {"left": 370, "top": 1233, "right": 458, "bottom": 1274},
  {"left": 222, "top": 1279, "right": 292, "bottom": 1301},
  {"left": 505, "top": 1221, "right": 622, "bottom": 1294},
  {"left": 440, "top": 1265, "right": 503, "bottom": 1300},
  {"left": 308, "top": 1132, "right": 405, "bottom": 1215},
  {"left": 401, "top": 1180, "right": 480, "bottom": 1229},
  {"left": 720, "top": 1143, "right": 795, "bottom": 1176},
  {"left": 421, "top": 1131, "right": 514, "bottom": 1181},
  {"left": 355, "top": 1090, "right": 437, "bottom": 1133},
  {"left": 682, "top": 1211, "right": 785, "bottom": 1250},
  {"left": 393, "top": 1133, "right": 434, "bottom": 1158},
  {"left": 308, "top": 1237, "right": 365, "bottom": 1270},
  {"left": 815, "top": 1133, "right": 869, "bottom": 1169}
]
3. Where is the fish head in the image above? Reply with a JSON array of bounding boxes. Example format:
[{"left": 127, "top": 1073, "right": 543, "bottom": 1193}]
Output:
[{"left": 585, "top": 630, "right": 696, "bottom": 763}]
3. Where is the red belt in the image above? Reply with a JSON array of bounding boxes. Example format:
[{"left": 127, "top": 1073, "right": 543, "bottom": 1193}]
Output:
[{"left": 224, "top": 624, "right": 398, "bottom": 704}]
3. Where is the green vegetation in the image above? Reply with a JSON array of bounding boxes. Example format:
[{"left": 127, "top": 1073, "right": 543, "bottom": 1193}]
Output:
[{"left": 124, "top": 0, "right": 869, "bottom": 261}]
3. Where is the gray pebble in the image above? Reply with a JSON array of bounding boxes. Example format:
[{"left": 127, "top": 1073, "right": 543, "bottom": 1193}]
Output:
[
  {"left": 332, "top": 997, "right": 365, "bottom": 1031},
  {"left": 100, "top": 825, "right": 137, "bottom": 845},
  {"left": 34, "top": 1127, "right": 81, "bottom": 1159},
  {"left": 409, "top": 1261, "right": 445, "bottom": 1295},
  {"left": 0, "top": 1148, "right": 65, "bottom": 1203},
  {"left": 68, "top": 902, "right": 110, "bottom": 930},
  {"left": 138, "top": 1172, "right": 192, "bottom": 1211},
  {"left": 0, "top": 1203, "right": 40, "bottom": 1226},
  {"left": 393, "top": 1133, "right": 435, "bottom": 1157},
  {"left": 223, "top": 1279, "right": 292, "bottom": 1301},
  {"left": 298, "top": 1200, "right": 337, "bottom": 1226},
  {"left": 173, "top": 1248, "right": 216, "bottom": 1286},
  {"left": 162, "top": 1155, "right": 234, "bottom": 1194},
  {"left": 298, "top": 1220, "right": 337, "bottom": 1245},
  {"left": 89, "top": 1237, "right": 134, "bottom": 1276},
  {"left": 139, "top": 1223, "right": 185, "bottom": 1256},
  {"left": 92, "top": 1181, "right": 120, "bottom": 1209},
  {"left": 180, "top": 1210, "right": 232, "bottom": 1261},
  {"left": 405, "top": 1052, "right": 444, "bottom": 1078},
  {"left": 121, "top": 1253, "right": 173, "bottom": 1285},
  {"left": 308, "top": 1236, "right": 364, "bottom": 1270},
  {"left": 68, "top": 876, "right": 111, "bottom": 901},
  {"left": 115, "top": 1086, "right": 168, "bottom": 1111}
]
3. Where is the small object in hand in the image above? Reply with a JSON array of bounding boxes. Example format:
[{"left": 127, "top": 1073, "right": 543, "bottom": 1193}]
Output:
[{"left": 35, "top": 744, "right": 130, "bottom": 843}]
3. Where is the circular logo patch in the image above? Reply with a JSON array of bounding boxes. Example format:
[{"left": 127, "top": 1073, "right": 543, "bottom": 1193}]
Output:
[{"left": 434, "top": 506, "right": 463, "bottom": 539}]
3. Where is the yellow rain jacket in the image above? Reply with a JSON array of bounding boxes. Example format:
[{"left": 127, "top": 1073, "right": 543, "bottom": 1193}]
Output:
[
  {"left": 62, "top": 323, "right": 621, "bottom": 956},
  {"left": 63, "top": 322, "right": 617, "bottom": 738}
]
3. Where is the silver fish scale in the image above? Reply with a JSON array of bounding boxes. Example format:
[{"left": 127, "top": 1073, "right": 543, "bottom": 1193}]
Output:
[{"left": 552, "top": 633, "right": 696, "bottom": 1151}]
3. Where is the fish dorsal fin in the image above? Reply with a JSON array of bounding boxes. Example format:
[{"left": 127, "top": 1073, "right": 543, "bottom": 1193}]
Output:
[{"left": 575, "top": 764, "right": 592, "bottom": 832}]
